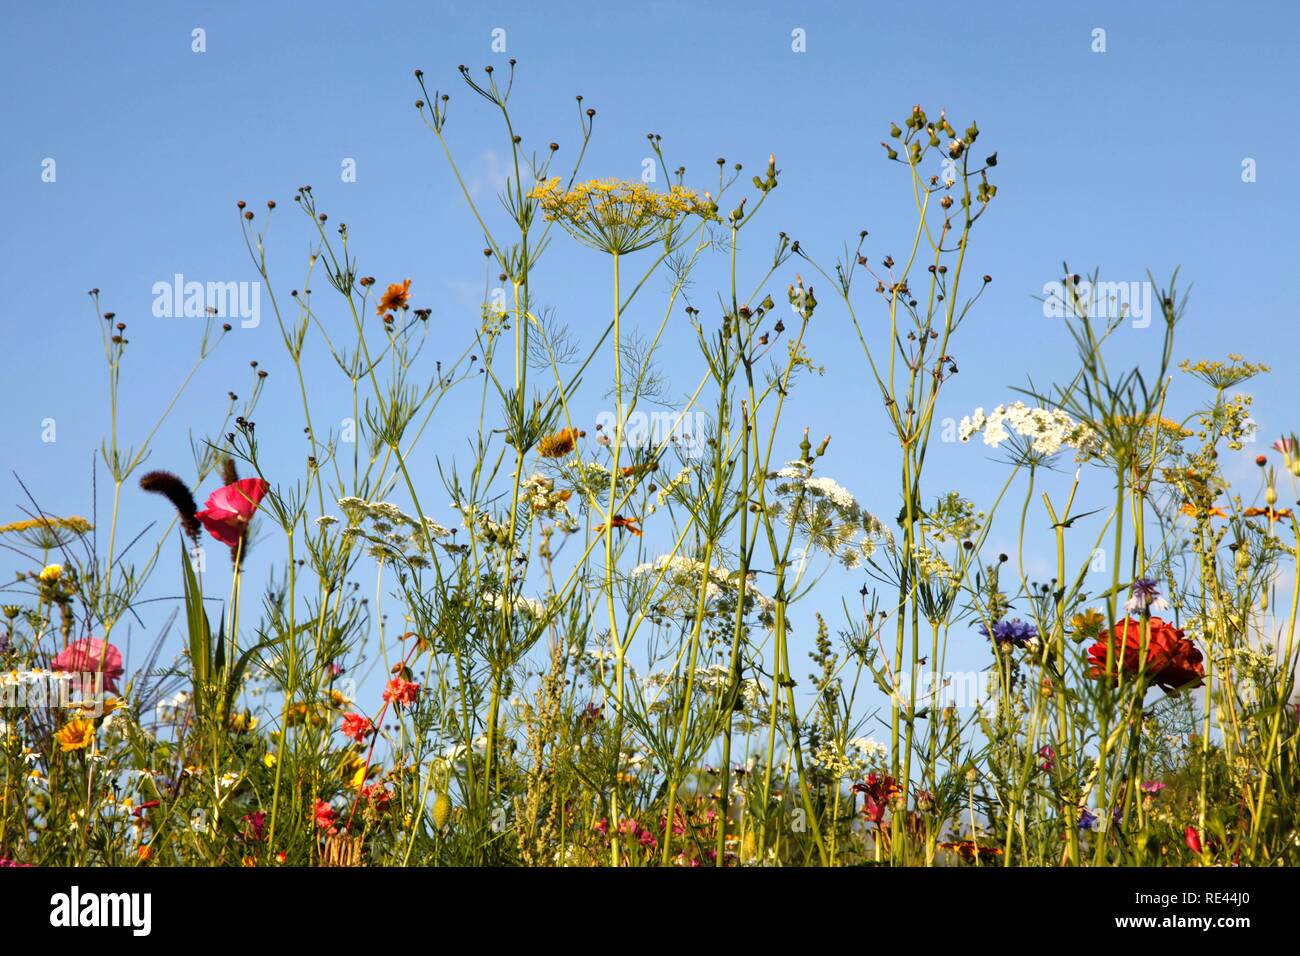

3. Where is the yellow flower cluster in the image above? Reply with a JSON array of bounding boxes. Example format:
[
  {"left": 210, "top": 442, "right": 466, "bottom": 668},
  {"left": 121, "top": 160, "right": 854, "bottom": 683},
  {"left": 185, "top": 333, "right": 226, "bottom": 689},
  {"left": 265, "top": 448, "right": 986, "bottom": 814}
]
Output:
[
  {"left": 0, "top": 516, "right": 93, "bottom": 550},
  {"left": 1179, "top": 354, "right": 1270, "bottom": 390},
  {"left": 528, "top": 178, "right": 716, "bottom": 254}
]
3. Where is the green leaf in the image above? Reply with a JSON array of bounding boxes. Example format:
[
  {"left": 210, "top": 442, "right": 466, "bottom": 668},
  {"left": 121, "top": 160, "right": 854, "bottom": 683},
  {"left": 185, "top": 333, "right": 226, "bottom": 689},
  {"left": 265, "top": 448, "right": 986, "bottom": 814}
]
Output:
[{"left": 180, "top": 539, "right": 212, "bottom": 717}]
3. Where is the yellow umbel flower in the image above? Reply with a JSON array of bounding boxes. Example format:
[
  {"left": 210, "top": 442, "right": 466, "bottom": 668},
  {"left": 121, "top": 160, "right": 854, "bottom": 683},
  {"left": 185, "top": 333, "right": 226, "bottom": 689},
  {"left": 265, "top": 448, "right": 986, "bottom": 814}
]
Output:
[
  {"left": 38, "top": 563, "right": 63, "bottom": 582},
  {"left": 0, "top": 516, "right": 92, "bottom": 535},
  {"left": 528, "top": 177, "right": 716, "bottom": 254},
  {"left": 56, "top": 718, "right": 96, "bottom": 753},
  {"left": 0, "top": 516, "right": 93, "bottom": 550}
]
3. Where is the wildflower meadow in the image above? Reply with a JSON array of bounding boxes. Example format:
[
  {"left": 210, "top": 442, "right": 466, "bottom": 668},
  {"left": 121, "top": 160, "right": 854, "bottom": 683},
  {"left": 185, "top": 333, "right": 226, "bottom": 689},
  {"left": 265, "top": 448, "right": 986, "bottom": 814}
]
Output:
[{"left": 2, "top": 4, "right": 1297, "bottom": 899}]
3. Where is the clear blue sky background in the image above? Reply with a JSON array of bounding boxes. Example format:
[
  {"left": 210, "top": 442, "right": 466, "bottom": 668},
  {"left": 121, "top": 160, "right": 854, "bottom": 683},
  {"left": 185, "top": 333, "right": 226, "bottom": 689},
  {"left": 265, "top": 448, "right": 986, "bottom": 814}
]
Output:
[{"left": 2, "top": 1, "right": 1296, "bottom": 718}]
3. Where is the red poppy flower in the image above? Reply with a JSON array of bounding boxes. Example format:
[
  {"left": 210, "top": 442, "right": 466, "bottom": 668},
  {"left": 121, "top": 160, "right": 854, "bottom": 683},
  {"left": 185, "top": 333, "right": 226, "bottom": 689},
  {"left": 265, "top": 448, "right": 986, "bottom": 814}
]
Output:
[
  {"left": 195, "top": 478, "right": 270, "bottom": 547},
  {"left": 51, "top": 637, "right": 125, "bottom": 693},
  {"left": 1185, "top": 826, "right": 1202, "bottom": 854},
  {"left": 1086, "top": 617, "right": 1204, "bottom": 691},
  {"left": 340, "top": 712, "right": 374, "bottom": 743}
]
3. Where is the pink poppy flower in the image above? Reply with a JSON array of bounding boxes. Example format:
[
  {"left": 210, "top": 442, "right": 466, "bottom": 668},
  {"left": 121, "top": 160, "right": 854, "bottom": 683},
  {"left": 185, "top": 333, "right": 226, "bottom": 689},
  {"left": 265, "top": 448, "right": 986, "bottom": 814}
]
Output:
[
  {"left": 51, "top": 637, "right": 125, "bottom": 693},
  {"left": 195, "top": 478, "right": 270, "bottom": 547}
]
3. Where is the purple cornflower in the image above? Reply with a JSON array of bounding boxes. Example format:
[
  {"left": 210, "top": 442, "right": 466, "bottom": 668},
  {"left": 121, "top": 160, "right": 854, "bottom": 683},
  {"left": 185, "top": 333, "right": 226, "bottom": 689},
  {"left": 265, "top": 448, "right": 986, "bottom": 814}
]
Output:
[
  {"left": 1125, "top": 576, "right": 1170, "bottom": 614},
  {"left": 1078, "top": 808, "right": 1099, "bottom": 831},
  {"left": 978, "top": 618, "right": 1039, "bottom": 647}
]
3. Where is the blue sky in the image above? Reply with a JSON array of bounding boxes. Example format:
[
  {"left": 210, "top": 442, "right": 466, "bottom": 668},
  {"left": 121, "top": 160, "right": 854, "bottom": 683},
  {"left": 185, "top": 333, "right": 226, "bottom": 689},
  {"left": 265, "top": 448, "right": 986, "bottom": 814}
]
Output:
[{"left": 2, "top": 1, "right": 1296, "bottom": 716}]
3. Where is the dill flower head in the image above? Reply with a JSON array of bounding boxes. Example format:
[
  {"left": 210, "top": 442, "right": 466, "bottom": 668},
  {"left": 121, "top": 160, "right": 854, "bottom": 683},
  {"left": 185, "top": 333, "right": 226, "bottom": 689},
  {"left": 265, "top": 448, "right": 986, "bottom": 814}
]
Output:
[
  {"left": 0, "top": 515, "right": 93, "bottom": 550},
  {"left": 528, "top": 177, "right": 716, "bottom": 254},
  {"left": 55, "top": 718, "right": 96, "bottom": 753},
  {"left": 1179, "top": 353, "right": 1269, "bottom": 390},
  {"left": 1094, "top": 413, "right": 1193, "bottom": 469}
]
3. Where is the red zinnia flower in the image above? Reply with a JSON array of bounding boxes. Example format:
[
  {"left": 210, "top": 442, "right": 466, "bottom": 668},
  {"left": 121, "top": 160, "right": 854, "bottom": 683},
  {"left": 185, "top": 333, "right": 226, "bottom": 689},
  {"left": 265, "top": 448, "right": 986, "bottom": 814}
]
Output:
[
  {"left": 195, "top": 478, "right": 270, "bottom": 547},
  {"left": 383, "top": 677, "right": 420, "bottom": 707},
  {"left": 340, "top": 712, "right": 374, "bottom": 743},
  {"left": 1086, "top": 617, "right": 1204, "bottom": 692},
  {"left": 51, "top": 637, "right": 125, "bottom": 693}
]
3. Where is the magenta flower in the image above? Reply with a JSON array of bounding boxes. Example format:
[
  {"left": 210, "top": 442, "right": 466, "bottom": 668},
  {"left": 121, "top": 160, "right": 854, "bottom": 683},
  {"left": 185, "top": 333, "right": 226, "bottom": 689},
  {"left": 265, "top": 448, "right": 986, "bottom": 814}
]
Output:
[
  {"left": 242, "top": 811, "right": 267, "bottom": 842},
  {"left": 51, "top": 638, "right": 124, "bottom": 693},
  {"left": 195, "top": 478, "right": 269, "bottom": 547},
  {"left": 1037, "top": 745, "right": 1055, "bottom": 772}
]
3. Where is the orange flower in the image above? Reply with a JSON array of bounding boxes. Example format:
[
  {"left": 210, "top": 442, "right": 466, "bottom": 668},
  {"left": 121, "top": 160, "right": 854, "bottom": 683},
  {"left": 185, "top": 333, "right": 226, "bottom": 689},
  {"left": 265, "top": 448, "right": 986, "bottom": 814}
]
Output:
[
  {"left": 1086, "top": 617, "right": 1204, "bottom": 691},
  {"left": 55, "top": 718, "right": 96, "bottom": 752},
  {"left": 136, "top": 845, "right": 152, "bottom": 863},
  {"left": 595, "top": 515, "right": 641, "bottom": 537},
  {"left": 1243, "top": 506, "right": 1293, "bottom": 521},
  {"left": 375, "top": 279, "right": 411, "bottom": 317},
  {"left": 1179, "top": 502, "right": 1227, "bottom": 519},
  {"left": 537, "top": 427, "right": 584, "bottom": 458}
]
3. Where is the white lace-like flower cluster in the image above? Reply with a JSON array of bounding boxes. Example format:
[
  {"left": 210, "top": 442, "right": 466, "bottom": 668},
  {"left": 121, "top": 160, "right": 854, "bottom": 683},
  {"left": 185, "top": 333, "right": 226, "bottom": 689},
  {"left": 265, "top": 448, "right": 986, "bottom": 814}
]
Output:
[
  {"left": 646, "top": 466, "right": 693, "bottom": 515},
  {"left": 630, "top": 554, "right": 776, "bottom": 620},
  {"left": 813, "top": 736, "right": 888, "bottom": 777},
  {"left": 958, "top": 402, "right": 1094, "bottom": 457},
  {"left": 335, "top": 497, "right": 453, "bottom": 567},
  {"left": 483, "top": 591, "right": 549, "bottom": 620},
  {"left": 337, "top": 497, "right": 452, "bottom": 538},
  {"left": 769, "top": 461, "right": 893, "bottom": 568},
  {"left": 521, "top": 474, "right": 577, "bottom": 531}
]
